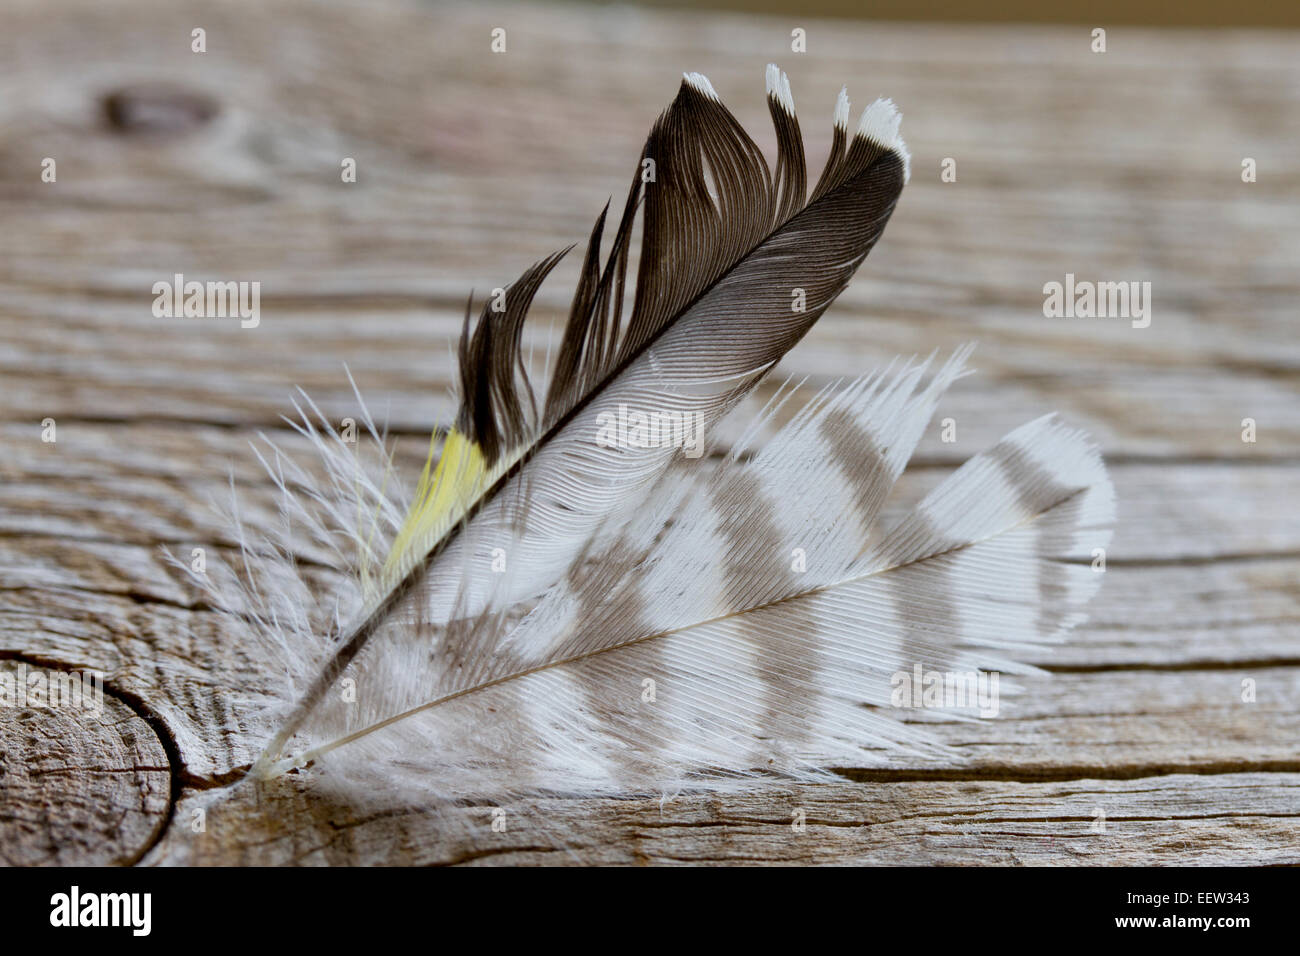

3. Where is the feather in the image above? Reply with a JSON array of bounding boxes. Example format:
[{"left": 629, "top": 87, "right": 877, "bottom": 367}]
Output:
[
  {"left": 193, "top": 68, "right": 1114, "bottom": 806},
  {"left": 246, "top": 65, "right": 912, "bottom": 776}
]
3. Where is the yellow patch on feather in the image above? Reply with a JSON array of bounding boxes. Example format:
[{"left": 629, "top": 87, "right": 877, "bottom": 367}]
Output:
[{"left": 381, "top": 428, "right": 488, "bottom": 586}]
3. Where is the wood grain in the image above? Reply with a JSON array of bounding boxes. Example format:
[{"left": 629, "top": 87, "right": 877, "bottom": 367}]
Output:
[{"left": 0, "top": 0, "right": 1297, "bottom": 865}]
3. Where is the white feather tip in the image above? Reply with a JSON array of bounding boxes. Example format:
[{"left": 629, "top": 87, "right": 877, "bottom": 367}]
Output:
[
  {"left": 833, "top": 87, "right": 850, "bottom": 131},
  {"left": 856, "top": 97, "right": 910, "bottom": 183},
  {"left": 765, "top": 64, "right": 794, "bottom": 113},
  {"left": 683, "top": 71, "right": 719, "bottom": 100}
]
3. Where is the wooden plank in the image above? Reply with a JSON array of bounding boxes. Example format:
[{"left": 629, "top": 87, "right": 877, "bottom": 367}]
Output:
[
  {"left": 6, "top": 421, "right": 1300, "bottom": 564},
  {"left": 149, "top": 773, "right": 1300, "bottom": 866},
  {"left": 1, "top": 3, "right": 1297, "bottom": 458},
  {"left": 0, "top": 657, "right": 170, "bottom": 866},
  {"left": 0, "top": 0, "right": 1296, "bottom": 864}
]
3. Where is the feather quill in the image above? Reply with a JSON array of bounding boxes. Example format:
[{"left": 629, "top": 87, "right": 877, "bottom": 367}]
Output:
[{"left": 196, "top": 68, "right": 1113, "bottom": 805}]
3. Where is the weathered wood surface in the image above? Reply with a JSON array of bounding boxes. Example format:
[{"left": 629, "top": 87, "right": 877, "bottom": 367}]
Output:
[{"left": 0, "top": 0, "right": 1297, "bottom": 865}]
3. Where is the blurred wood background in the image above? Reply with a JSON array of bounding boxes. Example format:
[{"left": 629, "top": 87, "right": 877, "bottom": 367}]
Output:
[
  {"left": 0, "top": 0, "right": 1297, "bottom": 865},
  {"left": 647, "top": 0, "right": 1299, "bottom": 29}
]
